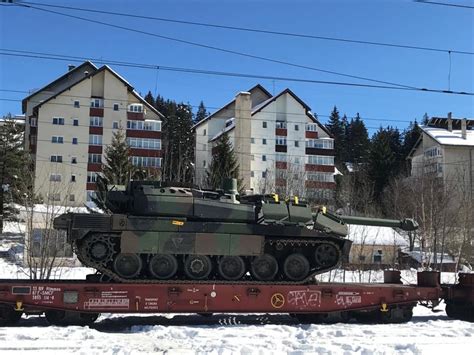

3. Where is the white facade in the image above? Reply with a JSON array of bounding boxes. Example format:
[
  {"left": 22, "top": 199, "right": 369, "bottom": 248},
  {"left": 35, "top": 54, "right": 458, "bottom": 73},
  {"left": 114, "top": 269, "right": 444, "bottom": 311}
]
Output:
[
  {"left": 23, "top": 63, "right": 163, "bottom": 206},
  {"left": 194, "top": 85, "right": 336, "bottom": 199},
  {"left": 408, "top": 116, "right": 474, "bottom": 198}
]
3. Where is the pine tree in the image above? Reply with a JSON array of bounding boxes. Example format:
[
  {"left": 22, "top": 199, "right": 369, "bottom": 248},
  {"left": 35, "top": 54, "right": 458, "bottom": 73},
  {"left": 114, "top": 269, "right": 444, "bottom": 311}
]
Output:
[
  {"left": 326, "top": 106, "right": 345, "bottom": 164},
  {"left": 91, "top": 128, "right": 133, "bottom": 210},
  {"left": 0, "top": 114, "right": 33, "bottom": 231},
  {"left": 206, "top": 133, "right": 241, "bottom": 190},
  {"left": 144, "top": 90, "right": 155, "bottom": 107},
  {"left": 194, "top": 101, "right": 208, "bottom": 124},
  {"left": 401, "top": 120, "right": 420, "bottom": 174},
  {"left": 346, "top": 113, "right": 370, "bottom": 164},
  {"left": 367, "top": 128, "right": 399, "bottom": 203}
]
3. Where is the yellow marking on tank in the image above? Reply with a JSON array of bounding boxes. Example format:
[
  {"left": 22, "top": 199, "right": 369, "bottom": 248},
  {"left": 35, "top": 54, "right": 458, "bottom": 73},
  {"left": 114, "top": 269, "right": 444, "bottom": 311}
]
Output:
[
  {"left": 322, "top": 206, "right": 327, "bottom": 214},
  {"left": 172, "top": 220, "right": 184, "bottom": 226},
  {"left": 15, "top": 300, "right": 24, "bottom": 311},
  {"left": 273, "top": 194, "right": 279, "bottom": 203},
  {"left": 233, "top": 295, "right": 241, "bottom": 302},
  {"left": 380, "top": 303, "right": 388, "bottom": 312},
  {"left": 294, "top": 196, "right": 299, "bottom": 205}
]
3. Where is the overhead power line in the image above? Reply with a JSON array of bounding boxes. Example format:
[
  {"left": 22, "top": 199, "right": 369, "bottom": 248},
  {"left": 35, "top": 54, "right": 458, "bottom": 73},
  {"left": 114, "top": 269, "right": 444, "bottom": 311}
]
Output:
[
  {"left": 15, "top": 1, "right": 474, "bottom": 55},
  {"left": 414, "top": 0, "right": 474, "bottom": 9},
  {"left": 6, "top": 1, "right": 417, "bottom": 90},
  {"left": 1, "top": 49, "right": 473, "bottom": 96}
]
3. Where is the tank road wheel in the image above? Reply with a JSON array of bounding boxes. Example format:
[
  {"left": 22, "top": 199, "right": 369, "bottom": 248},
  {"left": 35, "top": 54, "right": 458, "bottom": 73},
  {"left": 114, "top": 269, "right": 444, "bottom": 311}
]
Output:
[
  {"left": 184, "top": 255, "right": 212, "bottom": 280},
  {"left": 251, "top": 254, "right": 279, "bottom": 281},
  {"left": 314, "top": 243, "right": 339, "bottom": 268},
  {"left": 218, "top": 256, "right": 246, "bottom": 281},
  {"left": 113, "top": 253, "right": 143, "bottom": 279},
  {"left": 82, "top": 234, "right": 115, "bottom": 265},
  {"left": 149, "top": 254, "right": 178, "bottom": 279},
  {"left": 283, "top": 253, "right": 310, "bottom": 281}
]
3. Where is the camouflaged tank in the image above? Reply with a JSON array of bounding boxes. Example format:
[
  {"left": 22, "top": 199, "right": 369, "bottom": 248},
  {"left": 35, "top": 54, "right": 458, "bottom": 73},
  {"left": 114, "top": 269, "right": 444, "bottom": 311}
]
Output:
[{"left": 54, "top": 179, "right": 418, "bottom": 283}]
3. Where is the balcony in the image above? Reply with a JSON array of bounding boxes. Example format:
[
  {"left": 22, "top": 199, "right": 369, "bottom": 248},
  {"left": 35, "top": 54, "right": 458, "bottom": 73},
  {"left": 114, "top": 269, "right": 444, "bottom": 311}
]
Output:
[
  {"left": 305, "top": 164, "right": 335, "bottom": 173},
  {"left": 89, "top": 107, "right": 104, "bottom": 117},
  {"left": 305, "top": 147, "right": 334, "bottom": 156},
  {"left": 88, "top": 145, "right": 103, "bottom": 154},
  {"left": 275, "top": 128, "right": 287, "bottom": 136},
  {"left": 275, "top": 145, "right": 287, "bottom": 153},
  {"left": 305, "top": 131, "right": 318, "bottom": 139},
  {"left": 89, "top": 126, "right": 103, "bottom": 135},
  {"left": 305, "top": 181, "right": 336, "bottom": 189},
  {"left": 275, "top": 161, "right": 287, "bottom": 169},
  {"left": 127, "top": 111, "right": 144, "bottom": 120},
  {"left": 126, "top": 130, "right": 161, "bottom": 139},
  {"left": 86, "top": 182, "right": 97, "bottom": 191},
  {"left": 129, "top": 148, "right": 162, "bottom": 157},
  {"left": 87, "top": 163, "right": 102, "bottom": 172}
]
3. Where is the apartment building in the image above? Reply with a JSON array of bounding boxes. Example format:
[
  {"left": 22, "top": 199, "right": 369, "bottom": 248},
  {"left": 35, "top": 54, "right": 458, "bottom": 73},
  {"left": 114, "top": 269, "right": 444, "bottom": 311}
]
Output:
[
  {"left": 193, "top": 84, "right": 336, "bottom": 200},
  {"left": 22, "top": 62, "right": 163, "bottom": 206},
  {"left": 408, "top": 115, "right": 474, "bottom": 197}
]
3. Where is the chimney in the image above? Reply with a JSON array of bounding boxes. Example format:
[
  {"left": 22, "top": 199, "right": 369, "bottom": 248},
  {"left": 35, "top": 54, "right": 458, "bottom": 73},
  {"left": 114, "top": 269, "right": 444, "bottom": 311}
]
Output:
[
  {"left": 461, "top": 118, "right": 467, "bottom": 139},
  {"left": 84, "top": 71, "right": 89, "bottom": 77},
  {"left": 447, "top": 112, "right": 453, "bottom": 132},
  {"left": 68, "top": 64, "right": 76, "bottom": 71},
  {"left": 234, "top": 91, "right": 252, "bottom": 189}
]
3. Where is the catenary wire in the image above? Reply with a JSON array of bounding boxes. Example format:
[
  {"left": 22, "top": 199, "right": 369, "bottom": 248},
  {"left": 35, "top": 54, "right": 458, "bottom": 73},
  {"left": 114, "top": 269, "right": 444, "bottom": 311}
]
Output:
[
  {"left": 14, "top": 1, "right": 474, "bottom": 55},
  {"left": 413, "top": 0, "right": 474, "bottom": 9},
  {"left": 1, "top": 50, "right": 473, "bottom": 96},
  {"left": 5, "top": 2, "right": 421, "bottom": 90}
]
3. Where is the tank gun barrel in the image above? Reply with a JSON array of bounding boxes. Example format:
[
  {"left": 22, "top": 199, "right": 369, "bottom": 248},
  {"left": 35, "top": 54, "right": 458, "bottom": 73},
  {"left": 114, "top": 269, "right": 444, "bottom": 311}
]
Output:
[{"left": 311, "top": 210, "right": 418, "bottom": 233}]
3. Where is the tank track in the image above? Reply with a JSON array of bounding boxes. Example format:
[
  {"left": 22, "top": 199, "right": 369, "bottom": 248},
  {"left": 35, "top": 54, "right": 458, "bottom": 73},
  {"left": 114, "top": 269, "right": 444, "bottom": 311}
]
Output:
[{"left": 76, "top": 236, "right": 341, "bottom": 285}]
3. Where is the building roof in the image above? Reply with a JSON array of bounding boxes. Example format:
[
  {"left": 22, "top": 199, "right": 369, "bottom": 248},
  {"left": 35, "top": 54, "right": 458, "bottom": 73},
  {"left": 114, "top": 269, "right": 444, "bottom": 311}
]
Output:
[
  {"left": 421, "top": 125, "right": 474, "bottom": 147},
  {"left": 192, "top": 84, "right": 272, "bottom": 130},
  {"left": 30, "top": 63, "right": 164, "bottom": 119},
  {"left": 405, "top": 250, "right": 456, "bottom": 264},
  {"left": 347, "top": 225, "right": 409, "bottom": 247},
  {"left": 22, "top": 61, "right": 98, "bottom": 113}
]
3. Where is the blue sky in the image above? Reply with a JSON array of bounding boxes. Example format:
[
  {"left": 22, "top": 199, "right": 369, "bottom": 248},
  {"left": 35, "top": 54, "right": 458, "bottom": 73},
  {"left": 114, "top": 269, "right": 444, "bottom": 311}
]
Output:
[{"left": 1, "top": 0, "right": 473, "bottom": 135}]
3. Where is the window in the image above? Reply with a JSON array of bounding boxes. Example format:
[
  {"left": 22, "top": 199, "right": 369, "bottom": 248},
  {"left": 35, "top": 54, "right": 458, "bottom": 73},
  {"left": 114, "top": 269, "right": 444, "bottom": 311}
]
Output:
[
  {"left": 263, "top": 121, "right": 267, "bottom": 128},
  {"left": 262, "top": 155, "right": 267, "bottom": 162},
  {"left": 276, "top": 153, "right": 287, "bottom": 162},
  {"left": 373, "top": 253, "right": 382, "bottom": 263},
  {"left": 295, "top": 124, "right": 299, "bottom": 131},
  {"left": 203, "top": 129, "right": 207, "bottom": 136},
  {"left": 52, "top": 117, "right": 65, "bottom": 125},
  {"left": 276, "top": 121, "right": 287, "bottom": 129},
  {"left": 71, "top": 175, "right": 76, "bottom": 182},
  {"left": 50, "top": 155, "right": 62, "bottom": 163},
  {"left": 86, "top": 191, "right": 97, "bottom": 202},
  {"left": 306, "top": 123, "right": 318, "bottom": 132},
  {"left": 113, "top": 103, "right": 119, "bottom": 111},
  {"left": 251, "top": 155, "right": 255, "bottom": 161},
  {"left": 88, "top": 154, "right": 102, "bottom": 164},
  {"left": 127, "top": 120, "right": 161, "bottom": 131},
  {"left": 91, "top": 98, "right": 103, "bottom": 108},
  {"left": 262, "top": 138, "right": 267, "bottom": 145},
  {"left": 307, "top": 172, "right": 334, "bottom": 182},
  {"left": 30, "top": 117, "right": 37, "bottom": 127},
  {"left": 52, "top": 136, "right": 63, "bottom": 144},
  {"left": 69, "top": 194, "right": 75, "bottom": 202},
  {"left": 294, "top": 157, "right": 300, "bottom": 164},
  {"left": 294, "top": 141, "right": 299, "bottom": 147},
  {"left": 72, "top": 138, "right": 78, "bottom": 145},
  {"left": 276, "top": 136, "right": 287, "bottom": 145},
  {"left": 89, "top": 135, "right": 102, "bottom": 145},
  {"left": 262, "top": 171, "right": 267, "bottom": 178},
  {"left": 73, "top": 119, "right": 79, "bottom": 126},
  {"left": 359, "top": 255, "right": 366, "bottom": 262},
  {"left": 251, "top": 171, "right": 255, "bottom": 177},
  {"left": 90, "top": 116, "right": 103, "bottom": 127},
  {"left": 127, "top": 137, "right": 161, "bottom": 150},
  {"left": 307, "top": 155, "right": 335, "bottom": 166},
  {"left": 74, "top": 100, "right": 80, "bottom": 108},
  {"left": 71, "top": 157, "right": 77, "bottom": 164},
  {"left": 48, "top": 193, "right": 61, "bottom": 201},
  {"left": 251, "top": 138, "right": 255, "bottom": 144},
  {"left": 130, "top": 156, "right": 162, "bottom": 168},
  {"left": 113, "top": 121, "right": 119, "bottom": 129},
  {"left": 128, "top": 103, "right": 143, "bottom": 113},
  {"left": 50, "top": 174, "right": 61, "bottom": 182},
  {"left": 87, "top": 172, "right": 99, "bottom": 183},
  {"left": 306, "top": 139, "right": 334, "bottom": 149},
  {"left": 203, "top": 144, "right": 207, "bottom": 151},
  {"left": 203, "top": 160, "right": 207, "bottom": 168},
  {"left": 424, "top": 147, "right": 442, "bottom": 158}
]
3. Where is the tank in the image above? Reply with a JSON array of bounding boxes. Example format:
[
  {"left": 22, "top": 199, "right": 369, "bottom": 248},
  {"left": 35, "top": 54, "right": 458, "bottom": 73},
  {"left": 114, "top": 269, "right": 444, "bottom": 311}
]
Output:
[{"left": 53, "top": 180, "right": 418, "bottom": 284}]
